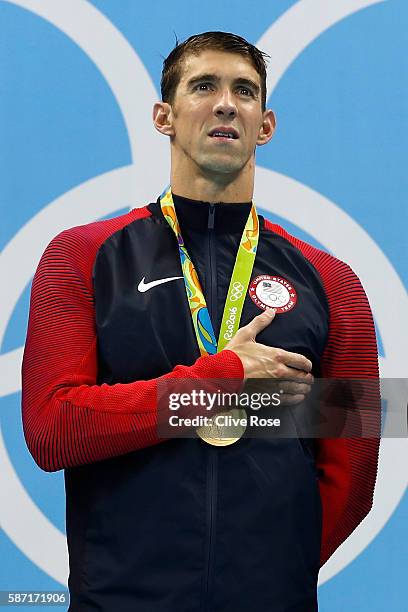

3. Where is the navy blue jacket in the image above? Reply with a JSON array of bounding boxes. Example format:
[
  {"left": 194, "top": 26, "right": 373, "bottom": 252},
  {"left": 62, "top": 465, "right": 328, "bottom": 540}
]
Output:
[{"left": 22, "top": 194, "right": 380, "bottom": 611}]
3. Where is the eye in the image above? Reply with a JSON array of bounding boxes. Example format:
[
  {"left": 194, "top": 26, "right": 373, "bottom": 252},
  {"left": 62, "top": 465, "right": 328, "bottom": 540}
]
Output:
[
  {"left": 237, "top": 86, "right": 253, "bottom": 97},
  {"left": 194, "top": 82, "right": 214, "bottom": 92}
]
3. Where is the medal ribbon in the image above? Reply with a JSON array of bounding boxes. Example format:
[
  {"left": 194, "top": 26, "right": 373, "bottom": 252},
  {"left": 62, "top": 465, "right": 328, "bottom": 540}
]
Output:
[{"left": 160, "top": 187, "right": 259, "bottom": 356}]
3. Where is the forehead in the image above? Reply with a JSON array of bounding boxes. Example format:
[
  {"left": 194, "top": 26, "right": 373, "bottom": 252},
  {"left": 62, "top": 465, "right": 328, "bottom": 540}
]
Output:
[{"left": 178, "top": 49, "right": 261, "bottom": 85}]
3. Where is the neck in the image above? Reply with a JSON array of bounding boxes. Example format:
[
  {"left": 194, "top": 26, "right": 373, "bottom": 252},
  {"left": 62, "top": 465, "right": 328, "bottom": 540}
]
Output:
[{"left": 170, "top": 161, "right": 255, "bottom": 203}]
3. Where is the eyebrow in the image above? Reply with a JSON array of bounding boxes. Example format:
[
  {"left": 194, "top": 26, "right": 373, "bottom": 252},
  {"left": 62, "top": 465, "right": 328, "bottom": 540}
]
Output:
[{"left": 186, "top": 73, "right": 260, "bottom": 96}]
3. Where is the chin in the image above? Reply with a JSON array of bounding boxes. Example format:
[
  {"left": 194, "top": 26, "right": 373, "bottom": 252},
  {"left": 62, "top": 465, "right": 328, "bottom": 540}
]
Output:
[{"left": 199, "top": 156, "right": 245, "bottom": 176}]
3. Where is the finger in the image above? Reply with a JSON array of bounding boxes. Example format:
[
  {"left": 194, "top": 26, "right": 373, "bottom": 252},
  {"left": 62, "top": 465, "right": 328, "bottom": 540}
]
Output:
[
  {"left": 241, "top": 308, "right": 276, "bottom": 340},
  {"left": 277, "top": 349, "right": 313, "bottom": 373},
  {"left": 276, "top": 369, "right": 314, "bottom": 385},
  {"left": 279, "top": 394, "right": 306, "bottom": 406},
  {"left": 278, "top": 381, "right": 313, "bottom": 396}
]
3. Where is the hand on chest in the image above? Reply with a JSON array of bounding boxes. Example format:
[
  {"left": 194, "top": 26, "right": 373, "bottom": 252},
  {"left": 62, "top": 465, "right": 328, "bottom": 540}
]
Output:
[{"left": 94, "top": 224, "right": 329, "bottom": 381}]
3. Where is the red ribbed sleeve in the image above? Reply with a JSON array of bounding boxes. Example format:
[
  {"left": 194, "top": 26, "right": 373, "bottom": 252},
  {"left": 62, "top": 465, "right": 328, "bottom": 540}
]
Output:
[
  {"left": 264, "top": 220, "right": 380, "bottom": 566},
  {"left": 22, "top": 210, "right": 244, "bottom": 472}
]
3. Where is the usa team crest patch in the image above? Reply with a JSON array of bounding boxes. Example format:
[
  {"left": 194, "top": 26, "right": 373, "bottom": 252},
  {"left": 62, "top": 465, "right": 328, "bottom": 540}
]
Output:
[{"left": 249, "top": 275, "right": 298, "bottom": 313}]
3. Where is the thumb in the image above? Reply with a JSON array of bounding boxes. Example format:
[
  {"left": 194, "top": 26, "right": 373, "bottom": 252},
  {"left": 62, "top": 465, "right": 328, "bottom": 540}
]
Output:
[{"left": 242, "top": 308, "right": 276, "bottom": 341}]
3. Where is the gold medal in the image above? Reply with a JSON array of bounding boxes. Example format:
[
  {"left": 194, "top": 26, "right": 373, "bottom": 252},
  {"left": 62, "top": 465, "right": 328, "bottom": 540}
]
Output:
[{"left": 196, "top": 408, "right": 247, "bottom": 446}]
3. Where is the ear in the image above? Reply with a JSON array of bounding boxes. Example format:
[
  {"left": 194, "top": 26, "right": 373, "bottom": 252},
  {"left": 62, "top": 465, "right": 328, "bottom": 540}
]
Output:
[
  {"left": 153, "top": 102, "right": 175, "bottom": 137},
  {"left": 256, "top": 109, "right": 276, "bottom": 146}
]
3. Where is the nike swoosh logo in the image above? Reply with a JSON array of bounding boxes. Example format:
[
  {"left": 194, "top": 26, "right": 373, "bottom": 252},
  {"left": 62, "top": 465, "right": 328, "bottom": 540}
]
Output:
[{"left": 137, "top": 276, "right": 183, "bottom": 293}]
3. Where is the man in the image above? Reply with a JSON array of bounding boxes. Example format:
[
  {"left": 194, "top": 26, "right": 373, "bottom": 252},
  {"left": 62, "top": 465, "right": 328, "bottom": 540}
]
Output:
[{"left": 22, "top": 32, "right": 379, "bottom": 611}]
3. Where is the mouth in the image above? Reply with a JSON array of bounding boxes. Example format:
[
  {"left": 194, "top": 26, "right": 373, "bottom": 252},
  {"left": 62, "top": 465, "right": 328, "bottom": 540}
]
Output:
[{"left": 208, "top": 127, "right": 239, "bottom": 141}]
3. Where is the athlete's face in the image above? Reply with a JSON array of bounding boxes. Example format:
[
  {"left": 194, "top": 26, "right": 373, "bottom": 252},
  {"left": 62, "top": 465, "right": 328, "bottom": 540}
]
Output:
[{"left": 154, "top": 50, "right": 275, "bottom": 179}]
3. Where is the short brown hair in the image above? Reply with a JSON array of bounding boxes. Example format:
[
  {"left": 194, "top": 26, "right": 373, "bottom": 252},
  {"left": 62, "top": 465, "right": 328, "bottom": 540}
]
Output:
[{"left": 161, "top": 31, "right": 269, "bottom": 111}]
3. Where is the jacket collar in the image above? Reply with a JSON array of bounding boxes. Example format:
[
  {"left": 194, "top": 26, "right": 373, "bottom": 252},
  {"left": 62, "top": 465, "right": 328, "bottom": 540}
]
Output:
[{"left": 148, "top": 192, "right": 256, "bottom": 233}]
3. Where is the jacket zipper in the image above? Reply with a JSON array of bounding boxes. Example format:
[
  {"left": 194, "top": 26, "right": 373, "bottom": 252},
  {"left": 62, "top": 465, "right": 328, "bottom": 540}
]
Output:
[
  {"left": 207, "top": 203, "right": 216, "bottom": 319},
  {"left": 202, "top": 203, "right": 218, "bottom": 612},
  {"left": 203, "top": 447, "right": 218, "bottom": 612}
]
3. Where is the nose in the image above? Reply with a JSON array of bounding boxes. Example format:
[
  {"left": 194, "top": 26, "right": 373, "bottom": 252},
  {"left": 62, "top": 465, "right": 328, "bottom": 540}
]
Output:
[{"left": 213, "top": 88, "right": 237, "bottom": 118}]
